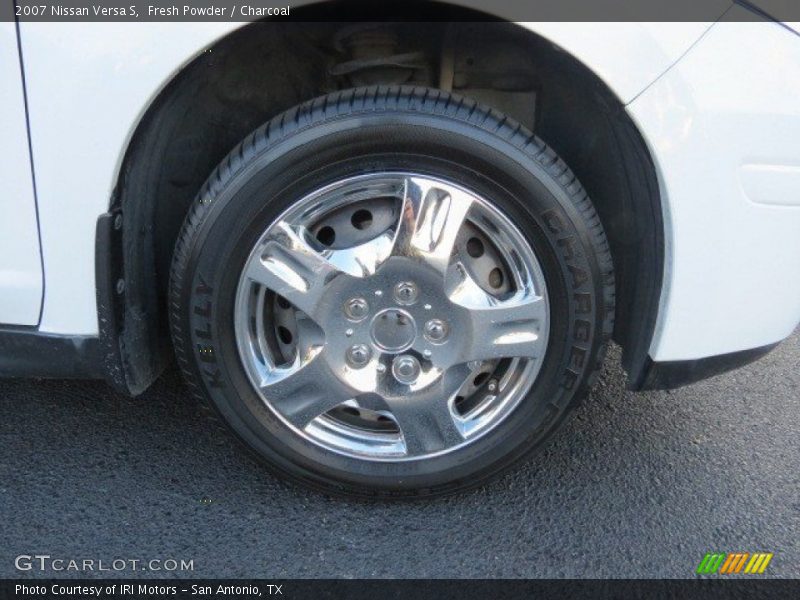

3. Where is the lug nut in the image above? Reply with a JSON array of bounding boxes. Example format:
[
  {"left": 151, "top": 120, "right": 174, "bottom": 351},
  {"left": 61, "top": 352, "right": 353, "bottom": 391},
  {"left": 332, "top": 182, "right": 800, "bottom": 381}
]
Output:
[
  {"left": 392, "top": 354, "right": 421, "bottom": 384},
  {"left": 424, "top": 319, "right": 449, "bottom": 343},
  {"left": 346, "top": 344, "right": 371, "bottom": 368},
  {"left": 344, "top": 297, "right": 369, "bottom": 321},
  {"left": 393, "top": 281, "right": 418, "bottom": 305}
]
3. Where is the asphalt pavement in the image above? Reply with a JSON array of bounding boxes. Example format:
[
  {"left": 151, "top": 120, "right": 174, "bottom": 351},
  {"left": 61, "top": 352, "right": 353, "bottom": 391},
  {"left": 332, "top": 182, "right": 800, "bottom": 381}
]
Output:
[{"left": 1, "top": 330, "right": 798, "bottom": 578}]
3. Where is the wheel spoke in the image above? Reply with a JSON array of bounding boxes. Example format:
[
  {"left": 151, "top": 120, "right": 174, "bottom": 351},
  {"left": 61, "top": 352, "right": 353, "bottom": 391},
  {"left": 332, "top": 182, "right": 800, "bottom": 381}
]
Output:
[
  {"left": 260, "top": 347, "right": 354, "bottom": 430},
  {"left": 389, "top": 394, "right": 464, "bottom": 456},
  {"left": 324, "top": 232, "right": 395, "bottom": 278},
  {"left": 376, "top": 365, "right": 471, "bottom": 456},
  {"left": 391, "top": 176, "right": 474, "bottom": 275},
  {"left": 243, "top": 222, "right": 343, "bottom": 318},
  {"left": 457, "top": 292, "right": 547, "bottom": 364}
]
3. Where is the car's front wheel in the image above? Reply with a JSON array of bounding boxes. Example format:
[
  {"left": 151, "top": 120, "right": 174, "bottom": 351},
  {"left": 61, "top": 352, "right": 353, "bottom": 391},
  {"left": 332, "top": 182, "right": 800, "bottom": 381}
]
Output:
[{"left": 169, "top": 86, "right": 614, "bottom": 497}]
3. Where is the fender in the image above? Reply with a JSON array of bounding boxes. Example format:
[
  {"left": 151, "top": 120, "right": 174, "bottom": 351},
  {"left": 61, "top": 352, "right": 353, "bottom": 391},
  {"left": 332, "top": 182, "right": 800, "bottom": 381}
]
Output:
[{"left": 17, "top": 12, "right": 721, "bottom": 336}]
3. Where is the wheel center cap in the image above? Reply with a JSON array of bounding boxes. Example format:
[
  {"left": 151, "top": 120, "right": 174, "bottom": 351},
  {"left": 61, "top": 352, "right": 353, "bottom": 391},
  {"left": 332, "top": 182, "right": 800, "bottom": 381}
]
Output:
[{"left": 370, "top": 308, "right": 416, "bottom": 352}]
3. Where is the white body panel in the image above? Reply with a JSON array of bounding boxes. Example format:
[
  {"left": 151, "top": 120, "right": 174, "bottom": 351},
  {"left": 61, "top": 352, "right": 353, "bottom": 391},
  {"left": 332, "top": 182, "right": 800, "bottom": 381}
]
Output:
[
  {"left": 628, "top": 17, "right": 800, "bottom": 360},
  {"left": 18, "top": 22, "right": 235, "bottom": 333},
  {"left": 0, "top": 23, "right": 42, "bottom": 326},
  {"left": 18, "top": 21, "right": 715, "bottom": 335},
  {"left": 12, "top": 15, "right": 800, "bottom": 365}
]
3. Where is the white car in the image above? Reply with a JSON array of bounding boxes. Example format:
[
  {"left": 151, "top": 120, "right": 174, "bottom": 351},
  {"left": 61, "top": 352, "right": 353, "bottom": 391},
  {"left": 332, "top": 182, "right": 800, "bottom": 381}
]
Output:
[{"left": 2, "top": 6, "right": 799, "bottom": 497}]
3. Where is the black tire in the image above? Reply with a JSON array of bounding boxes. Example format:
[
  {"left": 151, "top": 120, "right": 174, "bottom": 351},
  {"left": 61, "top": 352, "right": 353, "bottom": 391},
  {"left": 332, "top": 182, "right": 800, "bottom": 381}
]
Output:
[{"left": 169, "top": 86, "right": 614, "bottom": 498}]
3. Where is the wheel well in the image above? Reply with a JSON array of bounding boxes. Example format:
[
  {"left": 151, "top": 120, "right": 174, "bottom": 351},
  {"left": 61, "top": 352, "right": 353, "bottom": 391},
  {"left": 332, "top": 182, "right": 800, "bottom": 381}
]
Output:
[{"left": 109, "top": 15, "right": 662, "bottom": 394}]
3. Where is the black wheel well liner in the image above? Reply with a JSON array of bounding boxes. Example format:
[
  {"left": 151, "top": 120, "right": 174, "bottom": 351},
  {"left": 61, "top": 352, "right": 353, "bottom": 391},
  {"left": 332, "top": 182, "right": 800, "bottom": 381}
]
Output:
[{"left": 100, "top": 15, "right": 663, "bottom": 395}]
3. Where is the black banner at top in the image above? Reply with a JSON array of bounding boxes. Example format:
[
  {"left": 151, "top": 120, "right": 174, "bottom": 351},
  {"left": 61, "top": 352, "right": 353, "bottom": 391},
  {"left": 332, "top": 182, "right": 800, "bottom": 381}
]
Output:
[{"left": 5, "top": 0, "right": 800, "bottom": 22}]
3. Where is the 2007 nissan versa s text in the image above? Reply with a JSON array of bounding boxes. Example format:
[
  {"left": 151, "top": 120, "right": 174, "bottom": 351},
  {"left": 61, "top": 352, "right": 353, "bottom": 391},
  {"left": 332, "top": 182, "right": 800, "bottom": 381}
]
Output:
[{"left": 2, "top": 5, "right": 799, "bottom": 496}]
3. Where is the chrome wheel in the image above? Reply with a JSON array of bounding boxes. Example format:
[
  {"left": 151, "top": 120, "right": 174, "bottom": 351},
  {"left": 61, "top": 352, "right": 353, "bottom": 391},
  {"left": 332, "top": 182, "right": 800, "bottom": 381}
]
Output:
[{"left": 234, "top": 173, "right": 549, "bottom": 461}]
